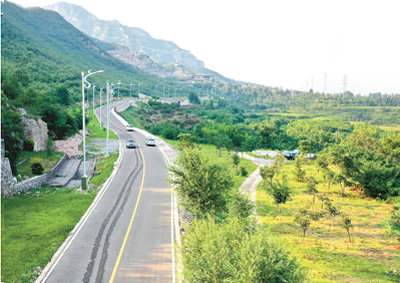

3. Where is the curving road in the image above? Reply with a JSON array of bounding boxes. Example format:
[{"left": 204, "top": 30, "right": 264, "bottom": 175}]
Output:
[{"left": 42, "top": 100, "right": 172, "bottom": 282}]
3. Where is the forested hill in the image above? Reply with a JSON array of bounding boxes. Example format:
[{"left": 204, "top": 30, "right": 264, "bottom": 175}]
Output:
[{"left": 1, "top": 1, "right": 192, "bottom": 97}]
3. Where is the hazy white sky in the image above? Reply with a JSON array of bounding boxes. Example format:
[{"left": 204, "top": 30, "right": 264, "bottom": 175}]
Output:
[{"left": 9, "top": 0, "right": 400, "bottom": 94}]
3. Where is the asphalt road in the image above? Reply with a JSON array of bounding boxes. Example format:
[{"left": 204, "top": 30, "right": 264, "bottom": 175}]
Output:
[{"left": 44, "top": 100, "right": 172, "bottom": 282}]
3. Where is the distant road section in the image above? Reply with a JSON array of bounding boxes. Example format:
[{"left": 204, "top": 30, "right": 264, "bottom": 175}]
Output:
[{"left": 41, "top": 101, "right": 172, "bottom": 282}]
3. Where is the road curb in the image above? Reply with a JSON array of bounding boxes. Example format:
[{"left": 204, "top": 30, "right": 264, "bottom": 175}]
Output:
[{"left": 36, "top": 104, "right": 123, "bottom": 283}]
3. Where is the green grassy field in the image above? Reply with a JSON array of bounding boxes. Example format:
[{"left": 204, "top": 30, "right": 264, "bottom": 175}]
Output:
[
  {"left": 87, "top": 109, "right": 118, "bottom": 140},
  {"left": 256, "top": 160, "right": 399, "bottom": 282},
  {"left": 15, "top": 151, "right": 64, "bottom": 179},
  {"left": 1, "top": 187, "right": 96, "bottom": 282},
  {"left": 1, "top": 151, "right": 119, "bottom": 282},
  {"left": 164, "top": 139, "right": 258, "bottom": 191},
  {"left": 90, "top": 153, "right": 119, "bottom": 189}
]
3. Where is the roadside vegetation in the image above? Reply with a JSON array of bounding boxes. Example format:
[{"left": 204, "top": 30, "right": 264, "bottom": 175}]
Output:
[
  {"left": 1, "top": 187, "right": 96, "bottom": 282},
  {"left": 169, "top": 140, "right": 305, "bottom": 281},
  {"left": 15, "top": 151, "right": 63, "bottom": 179},
  {"left": 255, "top": 128, "right": 400, "bottom": 282},
  {"left": 1, "top": 109, "right": 120, "bottom": 282}
]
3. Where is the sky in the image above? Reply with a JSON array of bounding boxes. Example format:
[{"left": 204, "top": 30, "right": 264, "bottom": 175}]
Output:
[{"left": 9, "top": 0, "right": 400, "bottom": 95}]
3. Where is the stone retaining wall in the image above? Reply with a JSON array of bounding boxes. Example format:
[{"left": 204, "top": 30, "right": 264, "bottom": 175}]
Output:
[{"left": 2, "top": 154, "right": 68, "bottom": 198}]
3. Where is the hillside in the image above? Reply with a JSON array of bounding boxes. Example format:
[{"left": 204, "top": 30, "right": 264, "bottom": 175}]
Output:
[
  {"left": 45, "top": 2, "right": 204, "bottom": 71},
  {"left": 44, "top": 2, "right": 236, "bottom": 84},
  {"left": 1, "top": 1, "right": 193, "bottom": 97}
]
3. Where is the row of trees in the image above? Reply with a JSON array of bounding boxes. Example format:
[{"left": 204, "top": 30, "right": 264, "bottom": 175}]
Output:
[{"left": 260, "top": 158, "right": 354, "bottom": 242}]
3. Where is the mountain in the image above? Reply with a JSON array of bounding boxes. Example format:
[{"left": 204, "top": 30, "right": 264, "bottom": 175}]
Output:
[
  {"left": 89, "top": 37, "right": 193, "bottom": 80},
  {"left": 45, "top": 2, "right": 204, "bottom": 71},
  {"left": 44, "top": 2, "right": 236, "bottom": 84},
  {"left": 1, "top": 1, "right": 194, "bottom": 98}
]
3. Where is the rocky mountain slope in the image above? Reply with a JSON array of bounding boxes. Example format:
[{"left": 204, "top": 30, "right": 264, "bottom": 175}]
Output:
[
  {"left": 45, "top": 2, "right": 204, "bottom": 71},
  {"left": 45, "top": 2, "right": 236, "bottom": 83}
]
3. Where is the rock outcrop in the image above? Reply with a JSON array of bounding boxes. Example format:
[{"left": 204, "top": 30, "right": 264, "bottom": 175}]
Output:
[{"left": 18, "top": 108, "right": 48, "bottom": 151}]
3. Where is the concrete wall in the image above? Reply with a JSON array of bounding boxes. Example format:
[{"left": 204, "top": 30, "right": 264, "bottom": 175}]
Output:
[{"left": 2, "top": 154, "right": 68, "bottom": 198}]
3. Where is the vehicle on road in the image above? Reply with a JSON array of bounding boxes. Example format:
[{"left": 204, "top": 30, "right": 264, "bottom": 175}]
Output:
[
  {"left": 145, "top": 138, "right": 156, "bottom": 146},
  {"left": 126, "top": 139, "right": 137, "bottom": 148},
  {"left": 126, "top": 124, "right": 135, "bottom": 131}
]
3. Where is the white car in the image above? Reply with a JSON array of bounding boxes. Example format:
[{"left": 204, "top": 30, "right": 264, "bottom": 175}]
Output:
[
  {"left": 126, "top": 124, "right": 135, "bottom": 131},
  {"left": 145, "top": 138, "right": 156, "bottom": 146}
]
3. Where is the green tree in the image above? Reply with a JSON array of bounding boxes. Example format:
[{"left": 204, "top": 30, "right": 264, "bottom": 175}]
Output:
[
  {"left": 334, "top": 172, "right": 349, "bottom": 197},
  {"left": 169, "top": 145, "right": 233, "bottom": 218},
  {"left": 55, "top": 85, "right": 70, "bottom": 105},
  {"left": 1, "top": 96, "right": 24, "bottom": 173},
  {"left": 268, "top": 178, "right": 291, "bottom": 221},
  {"left": 322, "top": 168, "right": 335, "bottom": 190},
  {"left": 294, "top": 207, "right": 322, "bottom": 240},
  {"left": 326, "top": 201, "right": 340, "bottom": 227},
  {"left": 293, "top": 155, "right": 306, "bottom": 182},
  {"left": 305, "top": 176, "right": 319, "bottom": 203},
  {"left": 387, "top": 204, "right": 400, "bottom": 243},
  {"left": 341, "top": 213, "right": 353, "bottom": 243},
  {"left": 188, "top": 92, "right": 200, "bottom": 104},
  {"left": 294, "top": 208, "right": 312, "bottom": 240},
  {"left": 260, "top": 165, "right": 275, "bottom": 184},
  {"left": 228, "top": 194, "right": 254, "bottom": 219},
  {"left": 232, "top": 153, "right": 240, "bottom": 171},
  {"left": 45, "top": 137, "right": 54, "bottom": 157}
]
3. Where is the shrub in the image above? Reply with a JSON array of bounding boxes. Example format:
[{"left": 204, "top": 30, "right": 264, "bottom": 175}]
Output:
[
  {"left": 23, "top": 139, "right": 35, "bottom": 152},
  {"left": 30, "top": 157, "right": 44, "bottom": 175},
  {"left": 240, "top": 166, "right": 248, "bottom": 177},
  {"left": 181, "top": 217, "right": 305, "bottom": 282}
]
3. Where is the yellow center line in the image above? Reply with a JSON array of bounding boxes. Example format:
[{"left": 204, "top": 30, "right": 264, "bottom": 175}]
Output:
[{"left": 109, "top": 144, "right": 146, "bottom": 283}]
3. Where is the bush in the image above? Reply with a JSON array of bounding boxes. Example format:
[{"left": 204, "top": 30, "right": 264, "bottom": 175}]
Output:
[
  {"left": 181, "top": 217, "right": 305, "bottom": 282},
  {"left": 240, "top": 166, "right": 248, "bottom": 177},
  {"left": 23, "top": 139, "right": 35, "bottom": 152},
  {"left": 31, "top": 157, "right": 44, "bottom": 175}
]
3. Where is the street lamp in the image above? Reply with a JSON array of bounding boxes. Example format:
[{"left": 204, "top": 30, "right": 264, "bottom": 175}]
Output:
[
  {"left": 117, "top": 81, "right": 121, "bottom": 100},
  {"left": 106, "top": 82, "right": 117, "bottom": 156},
  {"left": 99, "top": 87, "right": 104, "bottom": 129},
  {"left": 81, "top": 69, "right": 103, "bottom": 191},
  {"left": 92, "top": 84, "right": 96, "bottom": 120}
]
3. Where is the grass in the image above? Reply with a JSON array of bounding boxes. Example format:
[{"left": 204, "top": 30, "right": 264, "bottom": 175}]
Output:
[
  {"left": 87, "top": 109, "right": 118, "bottom": 141},
  {"left": 165, "top": 139, "right": 257, "bottom": 191},
  {"left": 1, "top": 150, "right": 120, "bottom": 282},
  {"left": 256, "top": 160, "right": 400, "bottom": 282},
  {"left": 1, "top": 187, "right": 96, "bottom": 282},
  {"left": 15, "top": 151, "right": 64, "bottom": 179},
  {"left": 90, "top": 153, "right": 119, "bottom": 189},
  {"left": 198, "top": 143, "right": 257, "bottom": 190}
]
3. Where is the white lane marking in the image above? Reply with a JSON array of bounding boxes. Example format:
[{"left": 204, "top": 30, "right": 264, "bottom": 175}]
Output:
[
  {"left": 40, "top": 104, "right": 124, "bottom": 282},
  {"left": 112, "top": 107, "right": 179, "bottom": 283}
]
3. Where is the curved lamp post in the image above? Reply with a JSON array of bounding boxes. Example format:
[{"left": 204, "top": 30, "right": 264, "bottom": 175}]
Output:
[
  {"left": 81, "top": 69, "right": 103, "bottom": 190},
  {"left": 106, "top": 82, "right": 117, "bottom": 156}
]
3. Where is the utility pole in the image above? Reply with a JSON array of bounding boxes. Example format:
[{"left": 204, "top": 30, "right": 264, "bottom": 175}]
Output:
[
  {"left": 138, "top": 82, "right": 140, "bottom": 97},
  {"left": 324, "top": 72, "right": 327, "bottom": 94},
  {"left": 81, "top": 70, "right": 103, "bottom": 190},
  {"left": 342, "top": 74, "right": 348, "bottom": 93},
  {"left": 92, "top": 84, "right": 95, "bottom": 120},
  {"left": 106, "top": 82, "right": 110, "bottom": 156},
  {"left": 117, "top": 81, "right": 121, "bottom": 100},
  {"left": 99, "top": 87, "right": 103, "bottom": 129}
]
